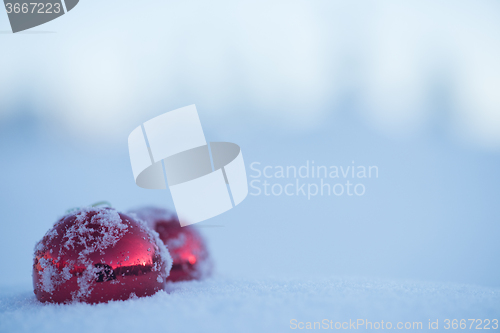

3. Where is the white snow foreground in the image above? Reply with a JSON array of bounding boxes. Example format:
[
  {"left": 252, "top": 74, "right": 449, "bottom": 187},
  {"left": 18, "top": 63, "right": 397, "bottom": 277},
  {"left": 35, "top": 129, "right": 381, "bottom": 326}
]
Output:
[{"left": 0, "top": 277, "right": 498, "bottom": 333}]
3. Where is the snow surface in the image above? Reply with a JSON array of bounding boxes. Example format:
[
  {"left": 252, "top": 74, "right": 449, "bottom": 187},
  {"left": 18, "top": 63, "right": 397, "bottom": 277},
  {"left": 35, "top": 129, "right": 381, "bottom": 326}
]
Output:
[{"left": 1, "top": 277, "right": 498, "bottom": 333}]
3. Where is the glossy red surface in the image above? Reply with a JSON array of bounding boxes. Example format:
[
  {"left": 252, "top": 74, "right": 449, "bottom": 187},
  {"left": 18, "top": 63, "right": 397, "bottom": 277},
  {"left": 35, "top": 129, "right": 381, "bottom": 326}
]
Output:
[
  {"left": 129, "top": 207, "right": 212, "bottom": 282},
  {"left": 33, "top": 207, "right": 170, "bottom": 304}
]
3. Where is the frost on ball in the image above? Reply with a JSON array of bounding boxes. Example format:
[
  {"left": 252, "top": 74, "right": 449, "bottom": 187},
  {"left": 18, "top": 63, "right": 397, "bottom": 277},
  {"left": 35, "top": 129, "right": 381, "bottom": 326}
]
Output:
[
  {"left": 32, "top": 207, "right": 172, "bottom": 304},
  {"left": 128, "top": 206, "right": 213, "bottom": 282}
]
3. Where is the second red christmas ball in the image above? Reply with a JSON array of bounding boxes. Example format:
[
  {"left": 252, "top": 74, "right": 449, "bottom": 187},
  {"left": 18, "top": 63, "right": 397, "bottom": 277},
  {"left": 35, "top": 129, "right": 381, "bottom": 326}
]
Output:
[{"left": 129, "top": 207, "right": 213, "bottom": 282}]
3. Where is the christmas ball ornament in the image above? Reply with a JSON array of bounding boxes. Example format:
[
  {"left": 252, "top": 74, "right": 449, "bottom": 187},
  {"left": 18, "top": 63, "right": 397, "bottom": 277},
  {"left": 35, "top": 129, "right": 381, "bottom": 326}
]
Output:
[
  {"left": 129, "top": 207, "right": 212, "bottom": 282},
  {"left": 33, "top": 206, "right": 172, "bottom": 304}
]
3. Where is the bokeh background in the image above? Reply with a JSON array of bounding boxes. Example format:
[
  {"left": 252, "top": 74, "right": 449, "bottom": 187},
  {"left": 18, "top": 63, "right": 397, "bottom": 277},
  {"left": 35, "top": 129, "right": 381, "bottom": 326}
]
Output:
[{"left": 1, "top": 0, "right": 499, "bottom": 289}]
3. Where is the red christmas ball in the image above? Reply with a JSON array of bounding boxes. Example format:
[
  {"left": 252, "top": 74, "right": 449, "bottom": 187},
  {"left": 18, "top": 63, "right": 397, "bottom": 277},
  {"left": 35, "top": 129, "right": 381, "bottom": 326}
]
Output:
[
  {"left": 129, "top": 207, "right": 212, "bottom": 282},
  {"left": 33, "top": 207, "right": 172, "bottom": 304}
]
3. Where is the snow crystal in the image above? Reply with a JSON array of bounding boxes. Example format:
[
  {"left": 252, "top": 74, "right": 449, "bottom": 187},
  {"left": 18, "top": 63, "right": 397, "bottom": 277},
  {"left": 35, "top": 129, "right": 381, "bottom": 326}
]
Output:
[
  {"left": 36, "top": 257, "right": 73, "bottom": 294},
  {"left": 132, "top": 214, "right": 173, "bottom": 278},
  {"left": 37, "top": 258, "right": 57, "bottom": 293},
  {"left": 34, "top": 241, "right": 44, "bottom": 253},
  {"left": 166, "top": 232, "right": 186, "bottom": 249},
  {"left": 71, "top": 260, "right": 97, "bottom": 301},
  {"left": 62, "top": 207, "right": 128, "bottom": 257}
]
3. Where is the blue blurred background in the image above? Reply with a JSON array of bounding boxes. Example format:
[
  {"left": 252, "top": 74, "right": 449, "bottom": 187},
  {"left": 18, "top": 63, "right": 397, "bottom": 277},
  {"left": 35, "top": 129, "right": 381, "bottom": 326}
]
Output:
[{"left": 0, "top": 0, "right": 499, "bottom": 288}]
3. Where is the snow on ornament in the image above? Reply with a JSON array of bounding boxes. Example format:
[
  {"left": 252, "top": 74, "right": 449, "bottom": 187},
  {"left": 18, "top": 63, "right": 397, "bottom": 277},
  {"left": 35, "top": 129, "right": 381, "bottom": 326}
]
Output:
[
  {"left": 128, "top": 207, "right": 213, "bottom": 282},
  {"left": 33, "top": 206, "right": 172, "bottom": 304}
]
